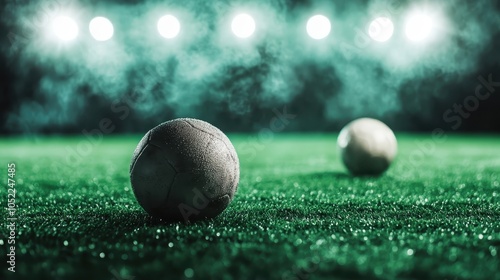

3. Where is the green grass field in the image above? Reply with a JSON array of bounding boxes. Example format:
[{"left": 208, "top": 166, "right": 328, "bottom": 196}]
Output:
[{"left": 1, "top": 134, "right": 499, "bottom": 280}]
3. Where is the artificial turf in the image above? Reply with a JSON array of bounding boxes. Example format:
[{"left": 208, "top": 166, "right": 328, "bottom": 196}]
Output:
[{"left": 1, "top": 134, "right": 499, "bottom": 280}]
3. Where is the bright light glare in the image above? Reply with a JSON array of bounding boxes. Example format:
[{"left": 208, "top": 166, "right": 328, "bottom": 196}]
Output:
[
  {"left": 306, "top": 15, "right": 331, "bottom": 40},
  {"left": 52, "top": 16, "right": 79, "bottom": 41},
  {"left": 231, "top": 14, "right": 256, "bottom": 38},
  {"left": 89, "top": 17, "right": 114, "bottom": 41},
  {"left": 157, "top": 15, "right": 181, "bottom": 39},
  {"left": 368, "top": 17, "right": 394, "bottom": 42},
  {"left": 405, "top": 14, "right": 433, "bottom": 42}
]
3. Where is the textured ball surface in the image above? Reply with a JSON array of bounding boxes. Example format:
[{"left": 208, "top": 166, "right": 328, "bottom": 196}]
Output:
[
  {"left": 337, "top": 118, "right": 397, "bottom": 176},
  {"left": 130, "top": 118, "right": 240, "bottom": 222}
]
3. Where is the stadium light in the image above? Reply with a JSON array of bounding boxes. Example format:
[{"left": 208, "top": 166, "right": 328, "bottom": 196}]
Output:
[
  {"left": 306, "top": 15, "right": 331, "bottom": 40},
  {"left": 368, "top": 17, "right": 394, "bottom": 42},
  {"left": 157, "top": 15, "right": 181, "bottom": 39},
  {"left": 405, "top": 13, "right": 433, "bottom": 42},
  {"left": 51, "top": 16, "right": 79, "bottom": 41},
  {"left": 89, "top": 17, "right": 114, "bottom": 41},
  {"left": 231, "top": 13, "right": 256, "bottom": 39}
]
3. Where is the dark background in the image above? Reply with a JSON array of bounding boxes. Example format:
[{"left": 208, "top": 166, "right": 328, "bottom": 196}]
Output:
[{"left": 1, "top": 0, "right": 499, "bottom": 135}]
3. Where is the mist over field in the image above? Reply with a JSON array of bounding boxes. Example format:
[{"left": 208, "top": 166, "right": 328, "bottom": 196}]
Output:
[{"left": 1, "top": 0, "right": 499, "bottom": 134}]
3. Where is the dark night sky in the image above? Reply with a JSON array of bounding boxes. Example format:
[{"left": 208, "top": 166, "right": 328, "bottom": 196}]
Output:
[{"left": 1, "top": 0, "right": 499, "bottom": 135}]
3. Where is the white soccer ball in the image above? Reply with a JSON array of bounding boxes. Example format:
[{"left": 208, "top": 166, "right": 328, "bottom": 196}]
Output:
[
  {"left": 130, "top": 118, "right": 240, "bottom": 222},
  {"left": 337, "top": 118, "right": 397, "bottom": 176}
]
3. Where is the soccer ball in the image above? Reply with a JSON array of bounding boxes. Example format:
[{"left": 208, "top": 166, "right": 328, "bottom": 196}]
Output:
[
  {"left": 337, "top": 118, "right": 397, "bottom": 176},
  {"left": 130, "top": 118, "right": 240, "bottom": 222}
]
